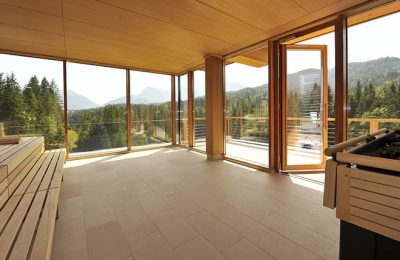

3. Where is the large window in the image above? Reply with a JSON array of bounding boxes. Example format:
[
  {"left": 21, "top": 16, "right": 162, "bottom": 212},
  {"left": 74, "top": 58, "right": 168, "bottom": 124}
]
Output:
[
  {"left": 193, "top": 69, "right": 206, "bottom": 151},
  {"left": 130, "top": 71, "right": 171, "bottom": 148},
  {"left": 178, "top": 74, "right": 189, "bottom": 145},
  {"left": 67, "top": 63, "right": 126, "bottom": 155},
  {"left": 0, "top": 54, "right": 64, "bottom": 149},
  {"left": 225, "top": 47, "right": 269, "bottom": 167},
  {"left": 347, "top": 8, "right": 400, "bottom": 138}
]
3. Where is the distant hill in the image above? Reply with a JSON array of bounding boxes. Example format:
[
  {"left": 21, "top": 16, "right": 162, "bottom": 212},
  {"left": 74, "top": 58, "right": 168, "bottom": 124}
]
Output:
[
  {"left": 223, "top": 57, "right": 400, "bottom": 99},
  {"left": 67, "top": 90, "right": 99, "bottom": 110},
  {"left": 106, "top": 87, "right": 170, "bottom": 105}
]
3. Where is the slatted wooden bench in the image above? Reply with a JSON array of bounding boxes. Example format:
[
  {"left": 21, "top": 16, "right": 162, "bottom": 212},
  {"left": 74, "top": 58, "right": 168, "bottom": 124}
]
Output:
[{"left": 0, "top": 137, "right": 65, "bottom": 260}]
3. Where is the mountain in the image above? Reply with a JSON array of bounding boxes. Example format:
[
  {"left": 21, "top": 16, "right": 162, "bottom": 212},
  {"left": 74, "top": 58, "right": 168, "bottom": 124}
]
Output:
[
  {"left": 223, "top": 57, "right": 400, "bottom": 98},
  {"left": 106, "top": 87, "right": 170, "bottom": 105},
  {"left": 67, "top": 90, "right": 99, "bottom": 110}
]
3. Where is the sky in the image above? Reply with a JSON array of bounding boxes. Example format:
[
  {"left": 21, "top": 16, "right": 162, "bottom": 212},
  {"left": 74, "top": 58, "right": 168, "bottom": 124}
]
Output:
[{"left": 0, "top": 11, "right": 399, "bottom": 102}]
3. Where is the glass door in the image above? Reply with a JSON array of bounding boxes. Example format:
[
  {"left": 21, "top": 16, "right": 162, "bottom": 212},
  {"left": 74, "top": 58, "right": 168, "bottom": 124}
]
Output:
[{"left": 282, "top": 44, "right": 328, "bottom": 170}]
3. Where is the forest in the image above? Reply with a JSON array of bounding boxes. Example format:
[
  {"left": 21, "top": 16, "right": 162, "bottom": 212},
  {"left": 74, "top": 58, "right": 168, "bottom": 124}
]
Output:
[{"left": 0, "top": 57, "right": 399, "bottom": 151}]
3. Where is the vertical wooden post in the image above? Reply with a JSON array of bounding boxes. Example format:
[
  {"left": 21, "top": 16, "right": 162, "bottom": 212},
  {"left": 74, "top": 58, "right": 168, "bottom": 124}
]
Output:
[
  {"left": 268, "top": 40, "right": 281, "bottom": 171},
  {"left": 335, "top": 15, "right": 348, "bottom": 143},
  {"left": 63, "top": 61, "right": 69, "bottom": 159},
  {"left": 205, "top": 55, "right": 224, "bottom": 160},
  {"left": 188, "top": 71, "right": 195, "bottom": 147},
  {"left": 171, "top": 75, "right": 177, "bottom": 145},
  {"left": 126, "top": 69, "right": 132, "bottom": 150}
]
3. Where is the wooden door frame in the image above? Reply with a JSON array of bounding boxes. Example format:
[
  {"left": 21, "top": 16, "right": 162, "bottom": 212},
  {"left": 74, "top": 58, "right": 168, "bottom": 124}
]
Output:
[{"left": 281, "top": 44, "right": 328, "bottom": 171}]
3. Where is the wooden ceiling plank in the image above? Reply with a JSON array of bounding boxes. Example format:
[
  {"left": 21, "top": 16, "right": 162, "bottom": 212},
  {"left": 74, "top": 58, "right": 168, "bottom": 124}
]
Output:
[
  {"left": 0, "top": 23, "right": 65, "bottom": 47},
  {"left": 0, "top": 4, "right": 64, "bottom": 35},
  {"left": 62, "top": 0, "right": 229, "bottom": 53},
  {"left": 64, "top": 20, "right": 204, "bottom": 61},
  {"left": 0, "top": 0, "right": 63, "bottom": 16},
  {"left": 97, "top": 0, "right": 262, "bottom": 43},
  {"left": 0, "top": 37, "right": 66, "bottom": 58},
  {"left": 196, "top": 0, "right": 309, "bottom": 30},
  {"left": 294, "top": 0, "right": 340, "bottom": 13}
]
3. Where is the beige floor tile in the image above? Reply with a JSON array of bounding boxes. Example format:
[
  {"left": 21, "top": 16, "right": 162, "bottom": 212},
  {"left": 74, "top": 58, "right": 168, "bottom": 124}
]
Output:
[
  {"left": 283, "top": 207, "right": 340, "bottom": 241},
  {"left": 325, "top": 243, "right": 339, "bottom": 260},
  {"left": 187, "top": 211, "right": 241, "bottom": 251},
  {"left": 83, "top": 199, "right": 116, "bottom": 229},
  {"left": 52, "top": 216, "right": 87, "bottom": 258},
  {"left": 137, "top": 192, "right": 171, "bottom": 215},
  {"left": 56, "top": 148, "right": 340, "bottom": 260},
  {"left": 222, "top": 239, "right": 274, "bottom": 260},
  {"left": 176, "top": 237, "right": 226, "bottom": 260},
  {"left": 151, "top": 209, "right": 199, "bottom": 248},
  {"left": 56, "top": 248, "right": 88, "bottom": 260},
  {"left": 257, "top": 231, "right": 322, "bottom": 260},
  {"left": 130, "top": 231, "right": 180, "bottom": 260},
  {"left": 164, "top": 193, "right": 203, "bottom": 217},
  {"left": 58, "top": 196, "right": 83, "bottom": 219},
  {"left": 118, "top": 215, "right": 159, "bottom": 243},
  {"left": 184, "top": 190, "right": 226, "bottom": 212},
  {"left": 80, "top": 185, "right": 108, "bottom": 204},
  {"left": 222, "top": 195, "right": 274, "bottom": 221},
  {"left": 86, "top": 221, "right": 132, "bottom": 260},
  {"left": 261, "top": 213, "right": 335, "bottom": 257},
  {"left": 213, "top": 206, "right": 271, "bottom": 244},
  {"left": 60, "top": 183, "right": 82, "bottom": 200}
]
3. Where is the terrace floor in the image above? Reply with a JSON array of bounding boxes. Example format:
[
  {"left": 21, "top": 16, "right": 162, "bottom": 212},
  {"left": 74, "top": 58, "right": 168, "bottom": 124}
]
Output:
[
  {"left": 52, "top": 147, "right": 338, "bottom": 260},
  {"left": 195, "top": 139, "right": 323, "bottom": 168}
]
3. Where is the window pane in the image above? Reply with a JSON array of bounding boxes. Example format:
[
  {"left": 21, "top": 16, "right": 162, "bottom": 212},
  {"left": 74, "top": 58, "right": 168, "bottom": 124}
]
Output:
[
  {"left": 179, "top": 74, "right": 189, "bottom": 144},
  {"left": 0, "top": 54, "right": 64, "bottom": 149},
  {"left": 347, "top": 9, "right": 400, "bottom": 139},
  {"left": 130, "top": 71, "right": 171, "bottom": 147},
  {"left": 194, "top": 69, "right": 206, "bottom": 151},
  {"left": 225, "top": 46, "right": 269, "bottom": 167},
  {"left": 67, "top": 62, "right": 126, "bottom": 155}
]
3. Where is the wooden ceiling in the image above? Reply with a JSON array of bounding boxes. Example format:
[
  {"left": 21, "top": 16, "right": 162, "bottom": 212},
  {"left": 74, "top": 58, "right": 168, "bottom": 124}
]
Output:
[{"left": 0, "top": 0, "right": 368, "bottom": 74}]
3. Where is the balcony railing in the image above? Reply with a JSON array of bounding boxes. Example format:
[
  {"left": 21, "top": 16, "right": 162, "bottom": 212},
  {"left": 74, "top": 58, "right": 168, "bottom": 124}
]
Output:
[{"left": 191, "top": 117, "right": 400, "bottom": 147}]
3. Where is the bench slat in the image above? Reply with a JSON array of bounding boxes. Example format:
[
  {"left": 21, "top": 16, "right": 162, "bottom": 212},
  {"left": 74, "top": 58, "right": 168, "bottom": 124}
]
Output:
[
  {"left": 9, "top": 191, "right": 47, "bottom": 260},
  {"left": 0, "top": 193, "right": 34, "bottom": 259},
  {"left": 30, "top": 189, "right": 58, "bottom": 260},
  {"left": 39, "top": 150, "right": 60, "bottom": 192},
  {"left": 0, "top": 188, "right": 9, "bottom": 211},
  {"left": 26, "top": 151, "right": 55, "bottom": 194},
  {"left": 0, "top": 138, "right": 42, "bottom": 172},
  {"left": 50, "top": 150, "right": 66, "bottom": 189},
  {"left": 0, "top": 196, "right": 21, "bottom": 233},
  {"left": 0, "top": 145, "right": 13, "bottom": 157},
  {"left": 8, "top": 145, "right": 44, "bottom": 195},
  {"left": 12, "top": 151, "right": 48, "bottom": 197}
]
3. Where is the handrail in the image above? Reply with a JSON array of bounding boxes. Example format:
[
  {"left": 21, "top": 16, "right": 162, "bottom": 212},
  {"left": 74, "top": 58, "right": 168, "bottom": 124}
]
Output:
[{"left": 324, "top": 128, "right": 387, "bottom": 156}]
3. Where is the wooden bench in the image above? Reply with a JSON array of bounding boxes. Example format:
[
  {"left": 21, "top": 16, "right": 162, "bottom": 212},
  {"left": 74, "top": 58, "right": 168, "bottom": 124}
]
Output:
[{"left": 0, "top": 137, "right": 65, "bottom": 260}]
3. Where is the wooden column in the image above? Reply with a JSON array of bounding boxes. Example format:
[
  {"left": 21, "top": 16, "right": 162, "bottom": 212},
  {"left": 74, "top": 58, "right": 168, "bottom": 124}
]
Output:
[
  {"left": 205, "top": 55, "right": 224, "bottom": 160},
  {"left": 335, "top": 15, "right": 348, "bottom": 144},
  {"left": 171, "top": 75, "right": 177, "bottom": 145},
  {"left": 188, "top": 71, "right": 195, "bottom": 147},
  {"left": 63, "top": 61, "right": 69, "bottom": 159},
  {"left": 126, "top": 70, "right": 132, "bottom": 150},
  {"left": 268, "top": 40, "right": 281, "bottom": 171}
]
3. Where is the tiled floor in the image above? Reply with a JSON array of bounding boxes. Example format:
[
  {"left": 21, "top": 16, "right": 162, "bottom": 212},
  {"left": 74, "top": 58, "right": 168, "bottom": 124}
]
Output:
[{"left": 52, "top": 147, "right": 339, "bottom": 260}]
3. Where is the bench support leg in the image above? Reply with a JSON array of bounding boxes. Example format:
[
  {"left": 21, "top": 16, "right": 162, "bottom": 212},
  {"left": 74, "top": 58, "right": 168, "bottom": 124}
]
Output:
[{"left": 56, "top": 208, "right": 59, "bottom": 220}]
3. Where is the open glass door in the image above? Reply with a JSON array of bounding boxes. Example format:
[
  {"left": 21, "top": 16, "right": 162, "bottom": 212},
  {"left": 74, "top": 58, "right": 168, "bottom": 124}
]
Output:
[{"left": 282, "top": 44, "right": 328, "bottom": 170}]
